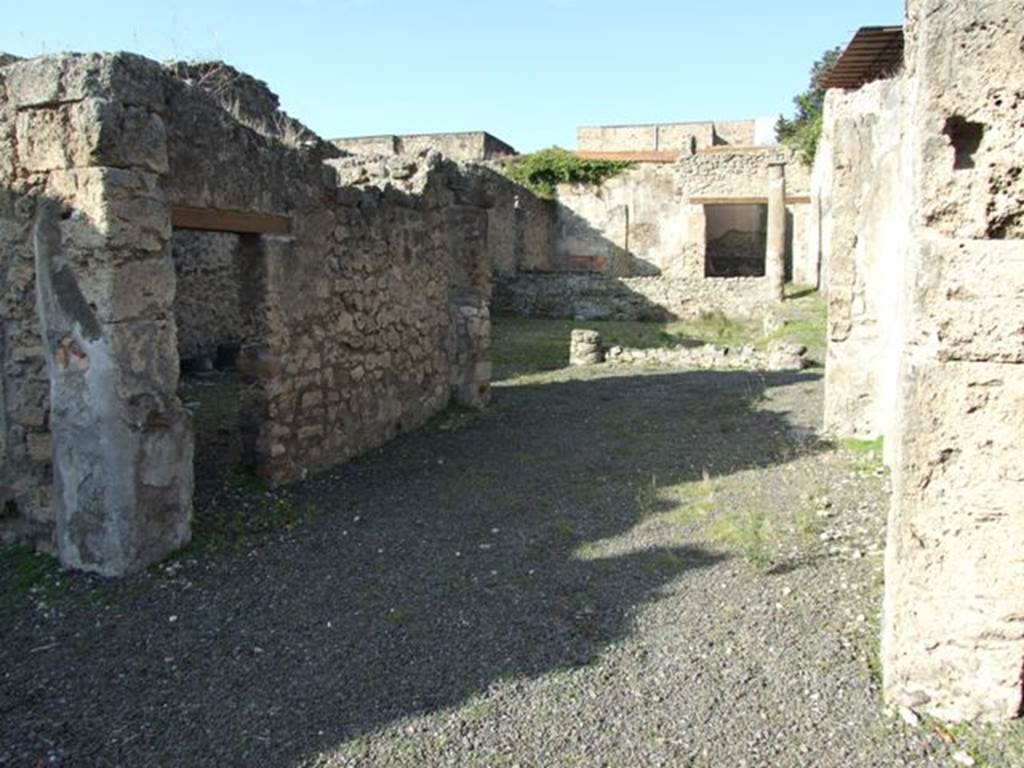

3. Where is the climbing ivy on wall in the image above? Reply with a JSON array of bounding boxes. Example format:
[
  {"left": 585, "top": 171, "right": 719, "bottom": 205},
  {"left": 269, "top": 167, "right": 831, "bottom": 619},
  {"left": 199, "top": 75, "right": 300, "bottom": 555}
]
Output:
[
  {"left": 504, "top": 147, "right": 631, "bottom": 199},
  {"left": 776, "top": 46, "right": 843, "bottom": 165}
]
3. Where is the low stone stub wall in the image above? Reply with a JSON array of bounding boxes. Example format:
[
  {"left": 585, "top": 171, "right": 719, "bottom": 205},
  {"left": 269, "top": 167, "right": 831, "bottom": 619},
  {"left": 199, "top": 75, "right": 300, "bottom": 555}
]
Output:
[
  {"left": 494, "top": 272, "right": 772, "bottom": 321},
  {"left": 606, "top": 341, "right": 806, "bottom": 371}
]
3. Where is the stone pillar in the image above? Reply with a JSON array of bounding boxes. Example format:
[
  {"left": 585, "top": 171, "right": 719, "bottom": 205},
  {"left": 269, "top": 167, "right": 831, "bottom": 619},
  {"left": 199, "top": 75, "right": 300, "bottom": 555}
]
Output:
[
  {"left": 569, "top": 329, "right": 603, "bottom": 366},
  {"left": 449, "top": 295, "right": 491, "bottom": 409},
  {"left": 765, "top": 162, "right": 786, "bottom": 301},
  {"left": 12, "top": 54, "right": 194, "bottom": 575},
  {"left": 880, "top": 0, "right": 1024, "bottom": 723}
]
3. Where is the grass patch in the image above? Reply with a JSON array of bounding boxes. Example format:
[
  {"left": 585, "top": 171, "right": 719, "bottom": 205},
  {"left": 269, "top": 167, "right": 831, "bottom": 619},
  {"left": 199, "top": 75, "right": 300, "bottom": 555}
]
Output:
[
  {"left": 634, "top": 474, "right": 660, "bottom": 518},
  {"left": 767, "top": 286, "right": 828, "bottom": 363},
  {"left": 0, "top": 546, "right": 67, "bottom": 607},
  {"left": 192, "top": 475, "right": 312, "bottom": 550},
  {"left": 387, "top": 604, "right": 416, "bottom": 627},
  {"left": 649, "top": 549, "right": 688, "bottom": 575},
  {"left": 793, "top": 505, "right": 825, "bottom": 539},
  {"left": 550, "top": 519, "right": 575, "bottom": 542},
  {"left": 708, "top": 507, "right": 773, "bottom": 569},
  {"left": 937, "top": 719, "right": 1024, "bottom": 768},
  {"left": 838, "top": 436, "right": 885, "bottom": 475},
  {"left": 426, "top": 402, "right": 482, "bottom": 432},
  {"left": 652, "top": 475, "right": 716, "bottom": 528},
  {"left": 491, "top": 290, "right": 825, "bottom": 381}
]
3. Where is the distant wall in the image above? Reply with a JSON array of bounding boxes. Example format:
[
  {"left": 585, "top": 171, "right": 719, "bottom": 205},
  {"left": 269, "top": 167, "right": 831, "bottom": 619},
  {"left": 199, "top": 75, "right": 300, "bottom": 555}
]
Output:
[
  {"left": 332, "top": 131, "right": 516, "bottom": 162},
  {"left": 552, "top": 148, "right": 810, "bottom": 278},
  {"left": 493, "top": 146, "right": 812, "bottom": 320},
  {"left": 493, "top": 272, "right": 772, "bottom": 321},
  {"left": 576, "top": 119, "right": 761, "bottom": 154}
]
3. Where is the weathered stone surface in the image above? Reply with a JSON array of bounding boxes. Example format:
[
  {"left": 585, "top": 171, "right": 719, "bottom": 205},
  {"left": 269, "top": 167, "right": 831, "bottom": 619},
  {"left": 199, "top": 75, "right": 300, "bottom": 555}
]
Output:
[
  {"left": 605, "top": 340, "right": 806, "bottom": 372},
  {"left": 817, "top": 0, "right": 1024, "bottom": 722},
  {"left": 818, "top": 77, "right": 909, "bottom": 441},
  {"left": 569, "top": 329, "right": 603, "bottom": 366},
  {"left": 33, "top": 198, "right": 192, "bottom": 575}
]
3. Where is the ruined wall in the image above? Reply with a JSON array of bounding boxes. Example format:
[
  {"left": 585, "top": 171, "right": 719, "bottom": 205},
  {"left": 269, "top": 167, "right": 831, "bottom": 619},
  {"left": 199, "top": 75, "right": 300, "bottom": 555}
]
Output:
[
  {"left": 332, "top": 131, "right": 516, "bottom": 162},
  {"left": 0, "top": 53, "right": 195, "bottom": 572},
  {"left": 817, "top": 0, "right": 1024, "bottom": 722},
  {"left": 552, "top": 148, "right": 809, "bottom": 278},
  {"left": 459, "top": 165, "right": 554, "bottom": 277},
  {"left": 0, "top": 53, "right": 493, "bottom": 573},
  {"left": 494, "top": 147, "right": 811, "bottom": 319},
  {"left": 819, "top": 79, "right": 910, "bottom": 440},
  {"left": 0, "top": 63, "right": 51, "bottom": 546}
]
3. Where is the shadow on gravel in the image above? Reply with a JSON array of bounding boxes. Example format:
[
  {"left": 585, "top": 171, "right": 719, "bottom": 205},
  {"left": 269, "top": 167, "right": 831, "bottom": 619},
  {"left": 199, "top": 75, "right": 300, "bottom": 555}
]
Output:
[{"left": 0, "top": 368, "right": 826, "bottom": 767}]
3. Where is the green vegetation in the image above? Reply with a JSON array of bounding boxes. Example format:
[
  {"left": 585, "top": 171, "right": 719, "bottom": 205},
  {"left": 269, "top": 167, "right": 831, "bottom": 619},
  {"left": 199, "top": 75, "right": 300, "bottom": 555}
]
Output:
[
  {"left": 191, "top": 479, "right": 309, "bottom": 550},
  {"left": 0, "top": 546, "right": 67, "bottom": 606},
  {"left": 708, "top": 507, "right": 773, "bottom": 569},
  {"left": 504, "top": 147, "right": 631, "bottom": 198},
  {"left": 838, "top": 436, "right": 886, "bottom": 475},
  {"left": 651, "top": 476, "right": 716, "bottom": 528},
  {"left": 936, "top": 718, "right": 1024, "bottom": 768},
  {"left": 776, "top": 47, "right": 843, "bottom": 164},
  {"left": 387, "top": 604, "right": 416, "bottom": 627}
]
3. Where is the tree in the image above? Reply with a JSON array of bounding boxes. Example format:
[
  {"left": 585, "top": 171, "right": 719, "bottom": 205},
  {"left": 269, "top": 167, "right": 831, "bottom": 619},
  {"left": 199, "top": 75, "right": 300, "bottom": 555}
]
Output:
[{"left": 776, "top": 46, "right": 843, "bottom": 165}]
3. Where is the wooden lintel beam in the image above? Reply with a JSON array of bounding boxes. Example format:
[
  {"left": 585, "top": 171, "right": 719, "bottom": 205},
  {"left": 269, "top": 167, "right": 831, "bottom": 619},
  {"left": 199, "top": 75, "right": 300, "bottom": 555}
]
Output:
[{"left": 171, "top": 206, "right": 290, "bottom": 236}]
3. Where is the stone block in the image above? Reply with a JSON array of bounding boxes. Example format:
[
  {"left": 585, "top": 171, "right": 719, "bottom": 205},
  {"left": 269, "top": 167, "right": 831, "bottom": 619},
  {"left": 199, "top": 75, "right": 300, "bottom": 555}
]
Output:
[{"left": 569, "top": 329, "right": 604, "bottom": 366}]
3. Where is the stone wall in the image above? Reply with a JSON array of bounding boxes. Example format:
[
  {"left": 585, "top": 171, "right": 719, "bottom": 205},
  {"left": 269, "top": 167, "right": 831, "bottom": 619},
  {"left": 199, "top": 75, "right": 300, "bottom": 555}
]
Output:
[
  {"left": 816, "top": 0, "right": 1024, "bottom": 722},
  {"left": 883, "top": 0, "right": 1024, "bottom": 723},
  {"left": 576, "top": 119, "right": 760, "bottom": 153},
  {"left": 171, "top": 229, "right": 251, "bottom": 362},
  {"left": 817, "top": 78, "right": 910, "bottom": 440},
  {"left": 332, "top": 131, "right": 516, "bottom": 162},
  {"left": 462, "top": 165, "right": 554, "bottom": 277},
  {"left": 493, "top": 272, "right": 771, "bottom": 321},
  {"left": 492, "top": 146, "right": 813, "bottom": 320},
  {"left": 0, "top": 53, "right": 493, "bottom": 574},
  {"left": 551, "top": 148, "right": 810, "bottom": 279}
]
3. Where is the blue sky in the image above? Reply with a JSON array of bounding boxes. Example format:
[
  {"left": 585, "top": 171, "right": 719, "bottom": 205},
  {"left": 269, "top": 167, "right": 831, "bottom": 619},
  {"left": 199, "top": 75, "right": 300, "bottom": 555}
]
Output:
[{"left": 2, "top": 1, "right": 901, "bottom": 151}]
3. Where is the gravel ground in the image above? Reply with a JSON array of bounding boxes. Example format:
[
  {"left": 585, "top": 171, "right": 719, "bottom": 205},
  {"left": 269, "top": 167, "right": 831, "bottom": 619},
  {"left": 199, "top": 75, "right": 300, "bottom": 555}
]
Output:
[{"left": 0, "top": 340, "right": 1016, "bottom": 766}]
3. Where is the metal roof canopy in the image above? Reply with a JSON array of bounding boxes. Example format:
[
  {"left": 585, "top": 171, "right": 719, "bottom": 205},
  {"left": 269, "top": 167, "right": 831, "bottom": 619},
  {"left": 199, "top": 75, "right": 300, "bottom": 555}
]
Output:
[{"left": 821, "top": 26, "right": 904, "bottom": 90}]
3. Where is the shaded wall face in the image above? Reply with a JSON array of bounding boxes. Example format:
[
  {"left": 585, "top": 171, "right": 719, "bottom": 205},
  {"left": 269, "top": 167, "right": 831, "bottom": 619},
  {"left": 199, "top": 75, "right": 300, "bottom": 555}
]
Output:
[
  {"left": 171, "top": 229, "right": 251, "bottom": 362},
  {"left": 0, "top": 53, "right": 193, "bottom": 574}
]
